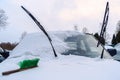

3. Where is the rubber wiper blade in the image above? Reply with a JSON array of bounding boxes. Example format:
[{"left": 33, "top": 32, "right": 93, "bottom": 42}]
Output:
[
  {"left": 97, "top": 2, "right": 109, "bottom": 59},
  {"left": 97, "top": 2, "right": 109, "bottom": 47},
  {"left": 21, "top": 6, "right": 57, "bottom": 57}
]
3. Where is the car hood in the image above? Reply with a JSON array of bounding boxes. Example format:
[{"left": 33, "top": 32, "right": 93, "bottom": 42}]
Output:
[{"left": 0, "top": 55, "right": 120, "bottom": 80}]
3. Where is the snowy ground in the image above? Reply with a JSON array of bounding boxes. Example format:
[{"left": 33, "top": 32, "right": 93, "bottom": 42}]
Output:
[{"left": 0, "top": 31, "right": 120, "bottom": 80}]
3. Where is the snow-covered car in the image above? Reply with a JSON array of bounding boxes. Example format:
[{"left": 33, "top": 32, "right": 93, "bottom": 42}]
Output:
[
  {"left": 0, "top": 31, "right": 120, "bottom": 80},
  {"left": 104, "top": 45, "right": 117, "bottom": 57},
  {"left": 114, "top": 43, "right": 120, "bottom": 61},
  {"left": 0, "top": 47, "right": 9, "bottom": 62}
]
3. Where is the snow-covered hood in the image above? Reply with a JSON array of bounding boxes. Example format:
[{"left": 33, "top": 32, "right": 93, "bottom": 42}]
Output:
[
  {"left": 0, "top": 55, "right": 120, "bottom": 80},
  {"left": 0, "top": 31, "right": 120, "bottom": 80}
]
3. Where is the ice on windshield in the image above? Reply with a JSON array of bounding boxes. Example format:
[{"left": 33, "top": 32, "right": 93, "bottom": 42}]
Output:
[{"left": 63, "top": 34, "right": 112, "bottom": 58}]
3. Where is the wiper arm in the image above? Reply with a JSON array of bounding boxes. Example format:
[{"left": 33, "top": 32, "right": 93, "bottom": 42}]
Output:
[
  {"left": 21, "top": 6, "right": 57, "bottom": 57},
  {"left": 97, "top": 2, "right": 109, "bottom": 59}
]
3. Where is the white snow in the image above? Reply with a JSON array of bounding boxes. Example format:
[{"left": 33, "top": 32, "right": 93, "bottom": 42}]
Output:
[
  {"left": 104, "top": 45, "right": 114, "bottom": 50},
  {"left": 114, "top": 43, "right": 120, "bottom": 51},
  {"left": 0, "top": 31, "right": 120, "bottom": 80},
  {"left": 9, "top": 32, "right": 70, "bottom": 59}
]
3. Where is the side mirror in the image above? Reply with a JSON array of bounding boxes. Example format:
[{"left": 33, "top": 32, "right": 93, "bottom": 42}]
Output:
[{"left": 107, "top": 49, "right": 117, "bottom": 56}]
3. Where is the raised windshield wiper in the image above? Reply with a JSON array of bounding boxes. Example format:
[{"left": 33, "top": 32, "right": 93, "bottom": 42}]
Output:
[
  {"left": 21, "top": 6, "right": 57, "bottom": 57},
  {"left": 97, "top": 2, "right": 109, "bottom": 59}
]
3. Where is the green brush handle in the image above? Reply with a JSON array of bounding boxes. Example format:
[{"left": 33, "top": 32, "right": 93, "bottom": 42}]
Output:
[{"left": 2, "top": 66, "right": 38, "bottom": 75}]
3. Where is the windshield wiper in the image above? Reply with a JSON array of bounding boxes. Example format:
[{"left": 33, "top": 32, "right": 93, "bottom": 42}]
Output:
[
  {"left": 21, "top": 6, "right": 57, "bottom": 57},
  {"left": 97, "top": 2, "right": 109, "bottom": 59}
]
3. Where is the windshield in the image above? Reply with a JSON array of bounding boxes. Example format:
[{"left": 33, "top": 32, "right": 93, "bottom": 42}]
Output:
[{"left": 62, "top": 34, "right": 112, "bottom": 58}]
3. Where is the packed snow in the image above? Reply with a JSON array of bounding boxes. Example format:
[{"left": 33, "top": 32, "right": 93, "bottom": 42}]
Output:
[{"left": 0, "top": 31, "right": 120, "bottom": 80}]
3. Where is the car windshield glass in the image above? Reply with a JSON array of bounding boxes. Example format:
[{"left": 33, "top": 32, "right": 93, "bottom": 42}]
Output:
[{"left": 62, "top": 34, "right": 111, "bottom": 58}]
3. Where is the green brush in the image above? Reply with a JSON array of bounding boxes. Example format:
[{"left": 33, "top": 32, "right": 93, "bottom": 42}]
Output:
[
  {"left": 18, "top": 58, "right": 40, "bottom": 69},
  {"left": 2, "top": 58, "right": 40, "bottom": 75}
]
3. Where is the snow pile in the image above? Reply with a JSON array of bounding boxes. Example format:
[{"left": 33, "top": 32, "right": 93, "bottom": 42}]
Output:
[{"left": 9, "top": 32, "right": 71, "bottom": 59}]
